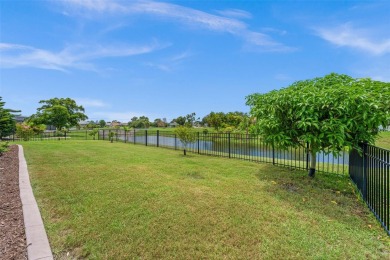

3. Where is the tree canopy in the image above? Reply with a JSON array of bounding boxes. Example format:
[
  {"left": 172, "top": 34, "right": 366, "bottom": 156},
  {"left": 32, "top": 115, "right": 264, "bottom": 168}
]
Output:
[
  {"left": 30, "top": 98, "right": 88, "bottom": 130},
  {"left": 246, "top": 73, "right": 390, "bottom": 177},
  {"left": 0, "top": 97, "right": 20, "bottom": 139},
  {"left": 128, "top": 116, "right": 150, "bottom": 128},
  {"left": 202, "top": 111, "right": 251, "bottom": 132}
]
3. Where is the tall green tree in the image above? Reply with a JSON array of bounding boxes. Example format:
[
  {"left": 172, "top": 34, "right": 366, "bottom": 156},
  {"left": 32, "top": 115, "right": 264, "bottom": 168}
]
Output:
[
  {"left": 0, "top": 97, "right": 20, "bottom": 139},
  {"left": 30, "top": 98, "right": 88, "bottom": 130},
  {"left": 99, "top": 119, "right": 106, "bottom": 128},
  {"left": 246, "top": 73, "right": 390, "bottom": 177}
]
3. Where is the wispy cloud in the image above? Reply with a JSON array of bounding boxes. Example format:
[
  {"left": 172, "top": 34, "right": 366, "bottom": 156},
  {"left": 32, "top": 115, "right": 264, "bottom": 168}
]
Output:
[
  {"left": 144, "top": 50, "right": 194, "bottom": 72},
  {"left": 74, "top": 98, "right": 109, "bottom": 108},
  {"left": 61, "top": 0, "right": 293, "bottom": 52},
  {"left": 0, "top": 41, "right": 167, "bottom": 71},
  {"left": 314, "top": 23, "right": 390, "bottom": 55},
  {"left": 215, "top": 8, "right": 252, "bottom": 19}
]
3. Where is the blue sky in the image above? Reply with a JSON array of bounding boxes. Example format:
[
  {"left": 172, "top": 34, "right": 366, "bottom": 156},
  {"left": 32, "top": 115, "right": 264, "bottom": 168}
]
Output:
[{"left": 1, "top": 0, "right": 389, "bottom": 122}]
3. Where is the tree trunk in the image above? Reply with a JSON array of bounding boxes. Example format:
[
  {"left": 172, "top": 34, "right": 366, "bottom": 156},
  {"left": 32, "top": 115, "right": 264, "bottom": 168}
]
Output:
[
  {"left": 308, "top": 149, "right": 317, "bottom": 177},
  {"left": 184, "top": 149, "right": 187, "bottom": 156}
]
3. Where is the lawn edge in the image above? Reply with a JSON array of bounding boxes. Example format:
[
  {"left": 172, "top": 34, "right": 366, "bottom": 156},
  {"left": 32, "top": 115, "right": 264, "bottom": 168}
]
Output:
[{"left": 18, "top": 145, "right": 54, "bottom": 260}]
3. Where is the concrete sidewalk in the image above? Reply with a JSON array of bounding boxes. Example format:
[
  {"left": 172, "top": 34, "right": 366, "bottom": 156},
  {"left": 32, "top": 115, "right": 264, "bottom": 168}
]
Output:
[{"left": 18, "top": 145, "right": 53, "bottom": 260}]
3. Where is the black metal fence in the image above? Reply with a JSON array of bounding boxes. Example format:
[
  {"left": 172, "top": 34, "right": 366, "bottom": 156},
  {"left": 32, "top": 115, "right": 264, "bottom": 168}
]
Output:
[
  {"left": 98, "top": 129, "right": 349, "bottom": 175},
  {"left": 350, "top": 143, "right": 390, "bottom": 235},
  {"left": 6, "top": 130, "right": 99, "bottom": 141}
]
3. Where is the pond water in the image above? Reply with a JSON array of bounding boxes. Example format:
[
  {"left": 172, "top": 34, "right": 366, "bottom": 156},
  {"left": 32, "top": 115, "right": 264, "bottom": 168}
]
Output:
[{"left": 113, "top": 133, "right": 349, "bottom": 165}]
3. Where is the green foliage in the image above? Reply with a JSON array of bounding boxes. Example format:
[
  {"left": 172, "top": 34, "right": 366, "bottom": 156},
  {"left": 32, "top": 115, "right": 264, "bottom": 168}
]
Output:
[
  {"left": 0, "top": 97, "right": 20, "bottom": 139},
  {"left": 246, "top": 73, "right": 390, "bottom": 175},
  {"left": 0, "top": 141, "right": 9, "bottom": 155},
  {"left": 129, "top": 116, "right": 150, "bottom": 128},
  {"left": 108, "top": 131, "right": 115, "bottom": 143},
  {"left": 16, "top": 123, "right": 35, "bottom": 141},
  {"left": 30, "top": 98, "right": 88, "bottom": 130},
  {"left": 85, "top": 121, "right": 98, "bottom": 129},
  {"left": 88, "top": 129, "right": 99, "bottom": 140},
  {"left": 172, "top": 113, "right": 199, "bottom": 127},
  {"left": 152, "top": 118, "right": 167, "bottom": 128},
  {"left": 174, "top": 126, "right": 196, "bottom": 155},
  {"left": 202, "top": 111, "right": 251, "bottom": 132},
  {"left": 99, "top": 119, "right": 106, "bottom": 128}
]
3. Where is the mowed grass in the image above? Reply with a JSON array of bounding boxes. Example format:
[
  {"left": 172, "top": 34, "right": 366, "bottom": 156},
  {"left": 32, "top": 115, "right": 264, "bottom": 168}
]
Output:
[
  {"left": 376, "top": 131, "right": 390, "bottom": 150},
  {"left": 21, "top": 141, "right": 389, "bottom": 259}
]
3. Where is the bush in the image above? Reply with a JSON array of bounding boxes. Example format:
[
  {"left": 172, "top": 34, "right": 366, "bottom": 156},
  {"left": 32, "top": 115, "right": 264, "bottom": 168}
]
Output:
[
  {"left": 16, "top": 123, "right": 34, "bottom": 141},
  {"left": 0, "top": 141, "right": 9, "bottom": 156}
]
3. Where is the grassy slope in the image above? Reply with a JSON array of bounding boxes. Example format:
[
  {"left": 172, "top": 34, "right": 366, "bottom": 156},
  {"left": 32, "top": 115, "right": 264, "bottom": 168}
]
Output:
[
  {"left": 376, "top": 131, "right": 390, "bottom": 150},
  {"left": 21, "top": 141, "right": 389, "bottom": 259}
]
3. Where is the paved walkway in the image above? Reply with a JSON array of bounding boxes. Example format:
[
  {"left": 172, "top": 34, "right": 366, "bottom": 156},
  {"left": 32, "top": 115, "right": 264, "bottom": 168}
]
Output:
[{"left": 18, "top": 145, "right": 53, "bottom": 260}]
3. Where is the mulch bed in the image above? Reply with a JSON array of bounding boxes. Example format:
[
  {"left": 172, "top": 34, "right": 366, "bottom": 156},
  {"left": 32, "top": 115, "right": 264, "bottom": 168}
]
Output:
[{"left": 0, "top": 145, "right": 28, "bottom": 259}]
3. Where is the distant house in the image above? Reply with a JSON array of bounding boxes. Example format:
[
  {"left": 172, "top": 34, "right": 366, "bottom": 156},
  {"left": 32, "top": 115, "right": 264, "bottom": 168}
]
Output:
[
  {"left": 169, "top": 122, "right": 179, "bottom": 128},
  {"left": 15, "top": 116, "right": 28, "bottom": 123},
  {"left": 78, "top": 120, "right": 89, "bottom": 128},
  {"left": 110, "top": 121, "right": 121, "bottom": 128}
]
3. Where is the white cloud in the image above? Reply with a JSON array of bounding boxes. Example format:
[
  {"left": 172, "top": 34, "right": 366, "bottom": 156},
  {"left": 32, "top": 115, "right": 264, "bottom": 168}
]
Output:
[
  {"left": 0, "top": 41, "right": 167, "bottom": 71},
  {"left": 61, "top": 0, "right": 292, "bottom": 51},
  {"left": 74, "top": 98, "right": 109, "bottom": 108},
  {"left": 314, "top": 23, "right": 390, "bottom": 55},
  {"left": 144, "top": 50, "right": 194, "bottom": 72},
  {"left": 215, "top": 8, "right": 252, "bottom": 19}
]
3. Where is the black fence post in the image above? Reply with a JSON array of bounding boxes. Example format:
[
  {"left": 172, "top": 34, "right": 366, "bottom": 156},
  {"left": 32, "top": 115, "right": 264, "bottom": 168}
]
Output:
[
  {"left": 65, "top": 131, "right": 67, "bottom": 140},
  {"left": 145, "top": 130, "right": 148, "bottom": 146},
  {"left": 175, "top": 134, "right": 177, "bottom": 150},
  {"left": 197, "top": 132, "right": 200, "bottom": 154},
  {"left": 306, "top": 142, "right": 310, "bottom": 170},
  {"left": 228, "top": 132, "right": 231, "bottom": 158},
  {"left": 362, "top": 142, "right": 368, "bottom": 200},
  {"left": 134, "top": 129, "right": 136, "bottom": 144},
  {"left": 85, "top": 130, "right": 87, "bottom": 140},
  {"left": 157, "top": 130, "right": 159, "bottom": 147},
  {"left": 272, "top": 141, "right": 275, "bottom": 165},
  {"left": 124, "top": 130, "right": 127, "bottom": 143}
]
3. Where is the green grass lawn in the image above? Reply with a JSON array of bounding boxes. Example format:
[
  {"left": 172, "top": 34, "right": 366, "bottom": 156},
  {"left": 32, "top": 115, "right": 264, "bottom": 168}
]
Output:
[
  {"left": 376, "top": 131, "right": 390, "bottom": 150},
  {"left": 21, "top": 141, "right": 389, "bottom": 259}
]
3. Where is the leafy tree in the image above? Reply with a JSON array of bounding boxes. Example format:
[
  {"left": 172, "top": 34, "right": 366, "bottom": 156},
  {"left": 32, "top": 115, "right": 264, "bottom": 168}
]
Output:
[
  {"left": 174, "top": 126, "right": 196, "bottom": 155},
  {"left": 30, "top": 98, "right": 88, "bottom": 130},
  {"left": 16, "top": 123, "right": 35, "bottom": 141},
  {"left": 185, "top": 112, "right": 199, "bottom": 127},
  {"left": 153, "top": 118, "right": 167, "bottom": 128},
  {"left": 86, "top": 120, "right": 98, "bottom": 129},
  {"left": 0, "top": 97, "right": 20, "bottom": 139},
  {"left": 128, "top": 116, "right": 150, "bottom": 128},
  {"left": 175, "top": 116, "right": 186, "bottom": 126},
  {"left": 88, "top": 129, "right": 99, "bottom": 140},
  {"left": 246, "top": 73, "right": 390, "bottom": 177},
  {"left": 99, "top": 119, "right": 106, "bottom": 128},
  {"left": 203, "top": 112, "right": 224, "bottom": 131}
]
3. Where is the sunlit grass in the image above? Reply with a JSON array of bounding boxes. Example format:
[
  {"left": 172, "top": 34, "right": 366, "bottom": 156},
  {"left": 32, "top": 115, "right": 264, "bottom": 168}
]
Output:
[
  {"left": 21, "top": 140, "right": 389, "bottom": 259},
  {"left": 376, "top": 131, "right": 390, "bottom": 150}
]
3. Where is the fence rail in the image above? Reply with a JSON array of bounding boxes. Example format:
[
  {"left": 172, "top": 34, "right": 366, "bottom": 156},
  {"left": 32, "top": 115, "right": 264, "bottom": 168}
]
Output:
[{"left": 350, "top": 143, "right": 390, "bottom": 235}]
